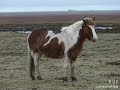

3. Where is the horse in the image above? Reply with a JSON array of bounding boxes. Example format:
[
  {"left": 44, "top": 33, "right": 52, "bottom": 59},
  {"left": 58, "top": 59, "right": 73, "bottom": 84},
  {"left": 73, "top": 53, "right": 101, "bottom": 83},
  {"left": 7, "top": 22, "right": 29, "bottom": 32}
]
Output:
[{"left": 27, "top": 17, "right": 98, "bottom": 83}]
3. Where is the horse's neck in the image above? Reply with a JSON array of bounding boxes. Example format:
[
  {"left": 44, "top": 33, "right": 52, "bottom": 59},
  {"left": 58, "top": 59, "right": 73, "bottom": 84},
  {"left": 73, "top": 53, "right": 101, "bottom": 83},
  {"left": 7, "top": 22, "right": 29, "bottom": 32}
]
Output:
[
  {"left": 67, "top": 29, "right": 86, "bottom": 60},
  {"left": 73, "top": 22, "right": 86, "bottom": 50},
  {"left": 62, "top": 23, "right": 81, "bottom": 47},
  {"left": 77, "top": 28, "right": 86, "bottom": 50},
  {"left": 63, "top": 21, "right": 83, "bottom": 39},
  {"left": 69, "top": 30, "right": 86, "bottom": 57},
  {"left": 61, "top": 21, "right": 85, "bottom": 53}
]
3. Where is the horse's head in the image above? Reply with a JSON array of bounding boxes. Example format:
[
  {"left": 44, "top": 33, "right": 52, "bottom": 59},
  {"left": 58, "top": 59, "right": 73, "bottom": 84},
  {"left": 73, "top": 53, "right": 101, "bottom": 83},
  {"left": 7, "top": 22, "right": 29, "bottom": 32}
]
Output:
[{"left": 82, "top": 17, "right": 98, "bottom": 42}]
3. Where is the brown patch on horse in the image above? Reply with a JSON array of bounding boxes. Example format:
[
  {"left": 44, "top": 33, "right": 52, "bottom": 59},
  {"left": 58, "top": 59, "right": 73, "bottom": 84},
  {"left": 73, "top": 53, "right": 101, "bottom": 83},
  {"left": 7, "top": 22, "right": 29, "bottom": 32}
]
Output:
[
  {"left": 43, "top": 37, "right": 65, "bottom": 58},
  {"left": 28, "top": 29, "right": 65, "bottom": 59}
]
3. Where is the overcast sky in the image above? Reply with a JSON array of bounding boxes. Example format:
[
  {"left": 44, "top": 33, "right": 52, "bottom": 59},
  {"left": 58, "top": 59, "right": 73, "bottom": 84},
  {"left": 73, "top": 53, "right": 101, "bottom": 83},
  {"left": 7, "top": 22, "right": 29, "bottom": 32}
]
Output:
[{"left": 0, "top": 0, "right": 120, "bottom": 12}]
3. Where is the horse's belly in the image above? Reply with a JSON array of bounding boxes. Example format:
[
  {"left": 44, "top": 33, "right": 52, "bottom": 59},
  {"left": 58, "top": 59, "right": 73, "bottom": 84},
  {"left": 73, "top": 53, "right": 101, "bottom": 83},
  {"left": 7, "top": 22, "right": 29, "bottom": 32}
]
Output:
[
  {"left": 42, "top": 42, "right": 65, "bottom": 59},
  {"left": 43, "top": 47, "right": 64, "bottom": 59},
  {"left": 44, "top": 53, "right": 64, "bottom": 59}
]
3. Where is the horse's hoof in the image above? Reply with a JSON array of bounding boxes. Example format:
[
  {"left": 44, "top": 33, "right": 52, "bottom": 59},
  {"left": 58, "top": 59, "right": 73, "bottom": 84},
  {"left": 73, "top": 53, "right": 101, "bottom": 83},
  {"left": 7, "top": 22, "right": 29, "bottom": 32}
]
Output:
[
  {"left": 31, "top": 77, "right": 35, "bottom": 80},
  {"left": 71, "top": 76, "right": 77, "bottom": 81},
  {"left": 63, "top": 77, "right": 68, "bottom": 82},
  {"left": 37, "top": 76, "right": 43, "bottom": 80}
]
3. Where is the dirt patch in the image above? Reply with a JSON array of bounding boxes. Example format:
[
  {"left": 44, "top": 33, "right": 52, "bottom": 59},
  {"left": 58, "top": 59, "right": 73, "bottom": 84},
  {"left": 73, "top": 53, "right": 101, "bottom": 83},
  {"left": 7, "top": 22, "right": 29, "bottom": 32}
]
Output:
[{"left": 106, "top": 61, "right": 120, "bottom": 65}]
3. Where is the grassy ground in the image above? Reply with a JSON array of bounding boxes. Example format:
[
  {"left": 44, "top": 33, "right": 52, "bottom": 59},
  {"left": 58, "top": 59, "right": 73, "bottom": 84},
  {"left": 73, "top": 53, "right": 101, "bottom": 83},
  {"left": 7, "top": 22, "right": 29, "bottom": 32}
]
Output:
[{"left": 0, "top": 32, "right": 120, "bottom": 90}]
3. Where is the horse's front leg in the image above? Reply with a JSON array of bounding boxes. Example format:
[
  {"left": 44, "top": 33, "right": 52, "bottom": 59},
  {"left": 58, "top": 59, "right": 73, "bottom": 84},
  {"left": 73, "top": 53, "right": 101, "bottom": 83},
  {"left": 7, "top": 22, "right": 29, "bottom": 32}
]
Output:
[
  {"left": 70, "top": 61, "right": 77, "bottom": 86},
  {"left": 63, "top": 56, "right": 69, "bottom": 82},
  {"left": 70, "top": 62, "right": 77, "bottom": 81}
]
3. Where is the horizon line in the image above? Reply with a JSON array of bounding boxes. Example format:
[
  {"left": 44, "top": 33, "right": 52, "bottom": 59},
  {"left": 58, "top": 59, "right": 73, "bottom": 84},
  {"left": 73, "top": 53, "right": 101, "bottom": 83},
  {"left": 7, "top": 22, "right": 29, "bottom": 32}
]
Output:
[{"left": 0, "top": 10, "right": 120, "bottom": 13}]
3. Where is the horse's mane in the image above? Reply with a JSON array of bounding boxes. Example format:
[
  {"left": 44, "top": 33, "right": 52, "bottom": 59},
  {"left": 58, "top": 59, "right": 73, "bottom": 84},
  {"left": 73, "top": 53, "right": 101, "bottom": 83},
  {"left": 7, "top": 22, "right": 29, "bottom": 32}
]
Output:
[
  {"left": 61, "top": 20, "right": 83, "bottom": 33},
  {"left": 61, "top": 27, "right": 67, "bottom": 31}
]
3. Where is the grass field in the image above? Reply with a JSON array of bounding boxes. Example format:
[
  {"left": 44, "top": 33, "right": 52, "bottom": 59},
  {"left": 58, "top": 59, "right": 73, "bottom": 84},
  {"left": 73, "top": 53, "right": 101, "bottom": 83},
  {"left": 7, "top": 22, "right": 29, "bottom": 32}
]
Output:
[{"left": 0, "top": 32, "right": 120, "bottom": 90}]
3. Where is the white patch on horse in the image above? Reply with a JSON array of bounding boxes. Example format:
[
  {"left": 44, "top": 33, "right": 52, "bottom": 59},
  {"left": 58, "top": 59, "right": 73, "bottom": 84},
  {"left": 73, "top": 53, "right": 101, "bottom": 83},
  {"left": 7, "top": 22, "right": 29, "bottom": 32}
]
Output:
[
  {"left": 31, "top": 51, "right": 39, "bottom": 60},
  {"left": 45, "top": 30, "right": 55, "bottom": 38},
  {"left": 27, "top": 32, "right": 32, "bottom": 52},
  {"left": 89, "top": 25, "right": 98, "bottom": 41},
  {"left": 44, "top": 30, "right": 63, "bottom": 46},
  {"left": 62, "top": 21, "right": 83, "bottom": 53}
]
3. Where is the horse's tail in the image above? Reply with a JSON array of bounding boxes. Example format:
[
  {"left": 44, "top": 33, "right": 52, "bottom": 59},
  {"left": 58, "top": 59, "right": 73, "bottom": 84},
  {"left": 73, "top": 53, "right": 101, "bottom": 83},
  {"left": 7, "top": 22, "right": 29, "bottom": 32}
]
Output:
[{"left": 27, "top": 32, "right": 35, "bottom": 79}]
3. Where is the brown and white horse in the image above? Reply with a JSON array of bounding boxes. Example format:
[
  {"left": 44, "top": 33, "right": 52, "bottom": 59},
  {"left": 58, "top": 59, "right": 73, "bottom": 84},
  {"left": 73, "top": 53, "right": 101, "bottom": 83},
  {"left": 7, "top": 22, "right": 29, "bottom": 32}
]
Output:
[{"left": 27, "top": 17, "right": 98, "bottom": 82}]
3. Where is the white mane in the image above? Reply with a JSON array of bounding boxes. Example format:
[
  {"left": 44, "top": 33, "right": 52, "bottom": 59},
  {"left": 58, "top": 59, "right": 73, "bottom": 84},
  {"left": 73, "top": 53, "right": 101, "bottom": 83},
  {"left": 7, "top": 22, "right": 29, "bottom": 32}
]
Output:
[
  {"left": 44, "top": 20, "right": 84, "bottom": 54},
  {"left": 61, "top": 27, "right": 67, "bottom": 31},
  {"left": 61, "top": 21, "right": 83, "bottom": 32}
]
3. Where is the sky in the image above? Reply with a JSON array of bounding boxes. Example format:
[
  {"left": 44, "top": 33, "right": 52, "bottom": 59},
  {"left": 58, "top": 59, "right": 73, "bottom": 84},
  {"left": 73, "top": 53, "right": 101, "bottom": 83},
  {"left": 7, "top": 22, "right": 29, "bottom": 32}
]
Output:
[{"left": 0, "top": 0, "right": 120, "bottom": 12}]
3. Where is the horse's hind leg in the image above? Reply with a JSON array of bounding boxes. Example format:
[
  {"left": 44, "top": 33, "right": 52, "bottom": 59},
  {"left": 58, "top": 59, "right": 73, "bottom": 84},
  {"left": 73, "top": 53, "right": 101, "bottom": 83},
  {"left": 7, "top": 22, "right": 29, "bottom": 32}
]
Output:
[{"left": 32, "top": 52, "right": 42, "bottom": 80}]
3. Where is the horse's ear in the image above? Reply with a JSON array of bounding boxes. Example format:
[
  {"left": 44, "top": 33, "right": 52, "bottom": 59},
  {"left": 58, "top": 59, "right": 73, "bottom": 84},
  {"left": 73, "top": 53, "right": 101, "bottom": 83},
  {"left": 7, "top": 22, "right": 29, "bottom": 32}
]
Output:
[
  {"left": 83, "top": 19, "right": 86, "bottom": 24},
  {"left": 93, "top": 16, "right": 95, "bottom": 20}
]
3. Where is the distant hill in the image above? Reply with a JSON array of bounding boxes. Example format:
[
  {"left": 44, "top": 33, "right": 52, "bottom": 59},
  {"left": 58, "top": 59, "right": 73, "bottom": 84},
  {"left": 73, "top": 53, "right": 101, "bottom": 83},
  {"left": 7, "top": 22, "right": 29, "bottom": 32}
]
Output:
[
  {"left": 0, "top": 10, "right": 120, "bottom": 24},
  {"left": 0, "top": 10, "right": 120, "bottom": 16}
]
